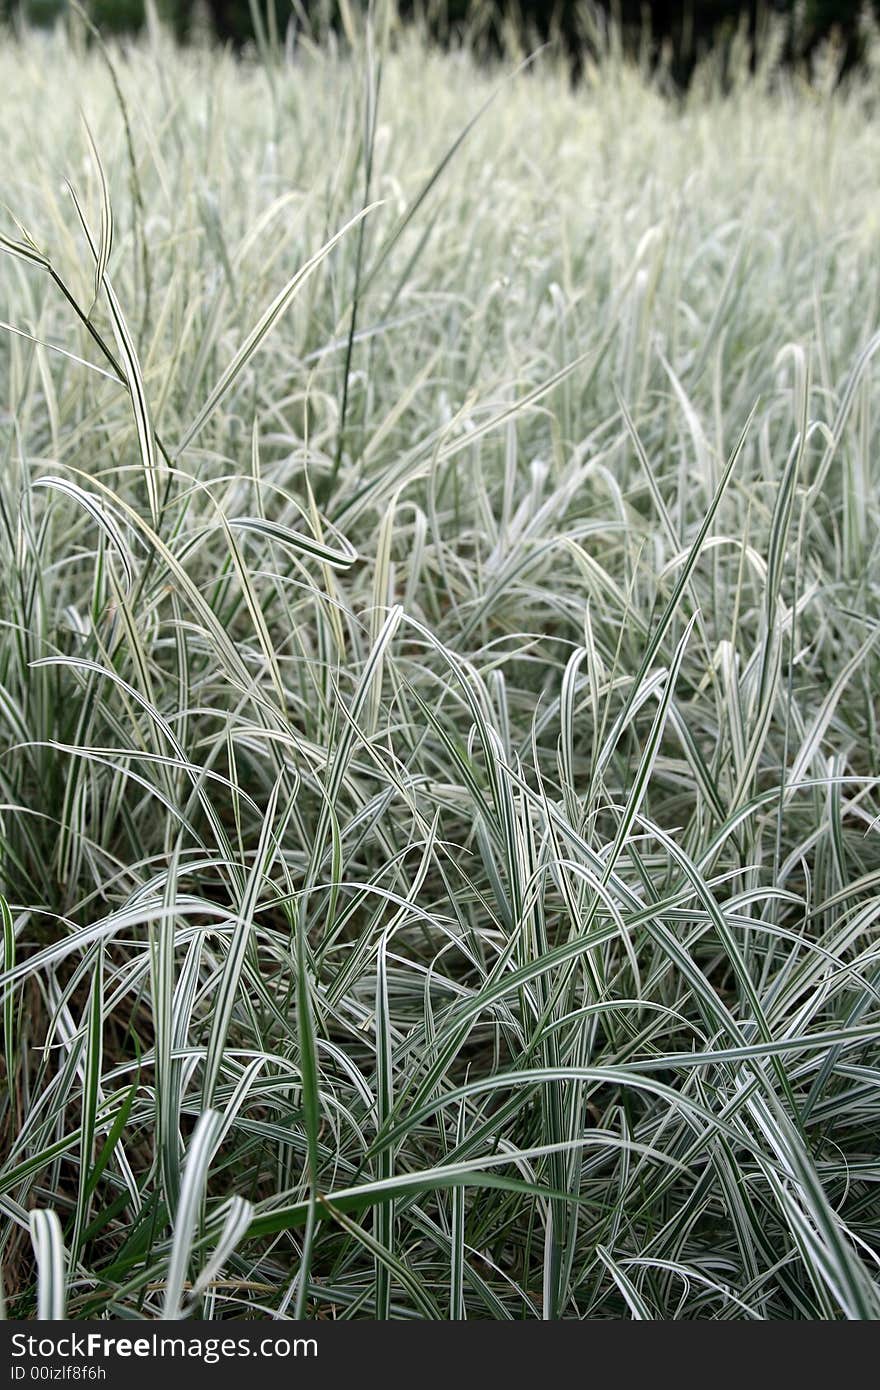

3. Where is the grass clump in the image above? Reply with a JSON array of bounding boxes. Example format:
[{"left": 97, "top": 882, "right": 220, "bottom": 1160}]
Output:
[{"left": 1, "top": 9, "right": 880, "bottom": 1320}]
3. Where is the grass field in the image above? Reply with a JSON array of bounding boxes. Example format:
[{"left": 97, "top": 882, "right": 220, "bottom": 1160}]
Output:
[{"left": 1, "top": 8, "right": 880, "bottom": 1320}]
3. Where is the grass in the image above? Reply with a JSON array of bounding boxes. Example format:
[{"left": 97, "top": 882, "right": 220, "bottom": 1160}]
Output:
[{"left": 1, "top": 3, "right": 880, "bottom": 1320}]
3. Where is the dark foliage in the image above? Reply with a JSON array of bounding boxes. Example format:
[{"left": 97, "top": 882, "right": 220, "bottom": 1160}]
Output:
[{"left": 1, "top": 1, "right": 878, "bottom": 77}]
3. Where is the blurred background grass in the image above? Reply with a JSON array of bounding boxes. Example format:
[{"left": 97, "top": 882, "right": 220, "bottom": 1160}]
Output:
[{"left": 2, "top": 1, "right": 880, "bottom": 79}]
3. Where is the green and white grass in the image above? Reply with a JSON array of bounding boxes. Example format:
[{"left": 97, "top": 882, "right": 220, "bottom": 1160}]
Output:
[{"left": 1, "top": 7, "right": 880, "bottom": 1320}]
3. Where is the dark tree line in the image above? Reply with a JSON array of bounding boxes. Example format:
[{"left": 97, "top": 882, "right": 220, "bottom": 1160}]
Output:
[{"left": 3, "top": 0, "right": 879, "bottom": 78}]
